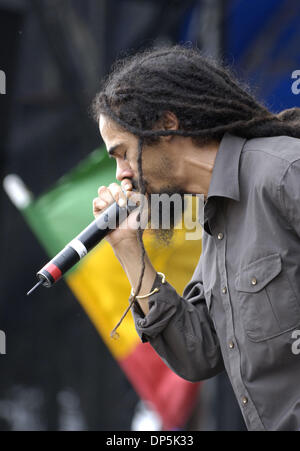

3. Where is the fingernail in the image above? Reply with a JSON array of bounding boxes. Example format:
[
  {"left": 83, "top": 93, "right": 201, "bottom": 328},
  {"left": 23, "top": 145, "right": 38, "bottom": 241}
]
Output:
[{"left": 124, "top": 184, "right": 131, "bottom": 190}]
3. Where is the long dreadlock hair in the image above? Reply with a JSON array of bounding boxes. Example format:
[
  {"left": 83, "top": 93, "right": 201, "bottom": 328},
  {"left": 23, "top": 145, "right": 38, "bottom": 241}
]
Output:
[{"left": 92, "top": 44, "right": 300, "bottom": 337}]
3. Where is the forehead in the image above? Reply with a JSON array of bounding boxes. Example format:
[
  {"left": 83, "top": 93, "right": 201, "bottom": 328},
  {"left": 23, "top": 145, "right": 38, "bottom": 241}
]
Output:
[{"left": 99, "top": 114, "right": 132, "bottom": 144}]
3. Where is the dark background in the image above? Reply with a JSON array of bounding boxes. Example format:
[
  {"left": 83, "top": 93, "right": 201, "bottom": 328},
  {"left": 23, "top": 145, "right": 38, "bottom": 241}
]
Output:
[{"left": 0, "top": 0, "right": 299, "bottom": 430}]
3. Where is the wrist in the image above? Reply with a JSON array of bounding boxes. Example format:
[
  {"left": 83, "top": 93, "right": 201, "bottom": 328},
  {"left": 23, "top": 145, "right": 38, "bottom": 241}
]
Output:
[{"left": 112, "top": 236, "right": 140, "bottom": 255}]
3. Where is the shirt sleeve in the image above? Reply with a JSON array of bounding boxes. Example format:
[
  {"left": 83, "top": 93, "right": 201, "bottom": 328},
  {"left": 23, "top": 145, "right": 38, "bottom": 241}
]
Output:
[
  {"left": 131, "top": 256, "right": 225, "bottom": 382},
  {"left": 280, "top": 159, "right": 300, "bottom": 238}
]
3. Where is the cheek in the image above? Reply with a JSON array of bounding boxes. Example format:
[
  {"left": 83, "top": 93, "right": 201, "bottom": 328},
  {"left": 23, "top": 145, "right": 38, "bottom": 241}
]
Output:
[
  {"left": 141, "top": 145, "right": 162, "bottom": 169},
  {"left": 134, "top": 145, "right": 168, "bottom": 187}
]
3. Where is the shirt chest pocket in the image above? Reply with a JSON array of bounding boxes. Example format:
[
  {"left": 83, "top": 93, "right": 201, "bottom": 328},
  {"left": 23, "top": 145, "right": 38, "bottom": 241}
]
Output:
[{"left": 235, "top": 253, "right": 300, "bottom": 342}]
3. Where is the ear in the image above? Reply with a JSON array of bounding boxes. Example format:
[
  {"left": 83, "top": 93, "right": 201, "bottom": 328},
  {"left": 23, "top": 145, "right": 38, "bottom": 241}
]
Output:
[{"left": 159, "top": 111, "right": 179, "bottom": 141}]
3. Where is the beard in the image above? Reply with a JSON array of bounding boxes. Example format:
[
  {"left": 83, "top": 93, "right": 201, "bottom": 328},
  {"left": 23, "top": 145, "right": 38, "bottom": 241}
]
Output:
[{"left": 132, "top": 176, "right": 186, "bottom": 246}]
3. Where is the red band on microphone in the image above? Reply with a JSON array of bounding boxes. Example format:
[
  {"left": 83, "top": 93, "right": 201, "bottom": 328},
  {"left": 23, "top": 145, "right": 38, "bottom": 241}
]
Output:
[{"left": 44, "top": 263, "right": 62, "bottom": 281}]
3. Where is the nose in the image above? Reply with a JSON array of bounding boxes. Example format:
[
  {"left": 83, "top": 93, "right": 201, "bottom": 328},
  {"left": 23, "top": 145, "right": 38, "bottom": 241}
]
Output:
[{"left": 115, "top": 159, "right": 134, "bottom": 182}]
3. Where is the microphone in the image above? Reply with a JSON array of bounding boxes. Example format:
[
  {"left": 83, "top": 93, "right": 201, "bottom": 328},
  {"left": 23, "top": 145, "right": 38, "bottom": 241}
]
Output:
[{"left": 26, "top": 196, "right": 139, "bottom": 295}]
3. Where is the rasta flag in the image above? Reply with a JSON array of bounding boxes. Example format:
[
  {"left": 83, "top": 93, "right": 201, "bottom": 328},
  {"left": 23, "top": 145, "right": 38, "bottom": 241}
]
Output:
[{"left": 19, "top": 147, "right": 202, "bottom": 430}]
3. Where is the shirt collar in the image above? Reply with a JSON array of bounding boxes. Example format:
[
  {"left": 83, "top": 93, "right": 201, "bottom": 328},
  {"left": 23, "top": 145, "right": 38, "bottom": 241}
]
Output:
[
  {"left": 202, "top": 132, "right": 247, "bottom": 235},
  {"left": 207, "top": 132, "right": 247, "bottom": 202}
]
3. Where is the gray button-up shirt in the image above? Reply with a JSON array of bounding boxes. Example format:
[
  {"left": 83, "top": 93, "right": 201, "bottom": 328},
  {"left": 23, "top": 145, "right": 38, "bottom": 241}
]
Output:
[{"left": 132, "top": 132, "right": 300, "bottom": 431}]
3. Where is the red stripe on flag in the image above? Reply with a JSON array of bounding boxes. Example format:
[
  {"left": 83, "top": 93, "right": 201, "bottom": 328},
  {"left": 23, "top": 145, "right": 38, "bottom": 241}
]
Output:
[{"left": 120, "top": 341, "right": 200, "bottom": 430}]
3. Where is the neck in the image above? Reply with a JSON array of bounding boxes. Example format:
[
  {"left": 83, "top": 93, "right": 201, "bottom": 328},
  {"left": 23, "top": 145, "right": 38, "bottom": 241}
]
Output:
[{"left": 178, "top": 140, "right": 220, "bottom": 198}]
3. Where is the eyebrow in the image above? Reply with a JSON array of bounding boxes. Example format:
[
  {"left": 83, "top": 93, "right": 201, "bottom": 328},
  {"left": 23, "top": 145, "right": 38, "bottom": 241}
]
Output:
[{"left": 107, "top": 144, "right": 124, "bottom": 158}]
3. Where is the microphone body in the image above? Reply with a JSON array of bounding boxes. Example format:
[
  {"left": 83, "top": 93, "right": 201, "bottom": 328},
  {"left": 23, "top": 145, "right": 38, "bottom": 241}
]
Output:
[{"left": 35, "top": 199, "right": 138, "bottom": 288}]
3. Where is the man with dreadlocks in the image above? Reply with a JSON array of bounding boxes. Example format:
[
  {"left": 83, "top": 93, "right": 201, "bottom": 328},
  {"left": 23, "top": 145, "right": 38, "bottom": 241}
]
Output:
[{"left": 92, "top": 45, "right": 300, "bottom": 431}]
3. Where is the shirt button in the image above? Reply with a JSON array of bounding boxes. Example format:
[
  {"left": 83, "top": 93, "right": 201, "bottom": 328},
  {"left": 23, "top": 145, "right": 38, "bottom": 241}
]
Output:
[
  {"left": 241, "top": 396, "right": 248, "bottom": 405},
  {"left": 229, "top": 341, "right": 235, "bottom": 349},
  {"left": 217, "top": 232, "right": 224, "bottom": 240},
  {"left": 222, "top": 286, "right": 227, "bottom": 294},
  {"left": 251, "top": 277, "right": 257, "bottom": 286}
]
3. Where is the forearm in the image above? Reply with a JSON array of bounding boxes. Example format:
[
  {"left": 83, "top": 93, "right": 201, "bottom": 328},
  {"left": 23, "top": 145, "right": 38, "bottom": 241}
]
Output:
[
  {"left": 131, "top": 275, "right": 225, "bottom": 381},
  {"left": 112, "top": 237, "right": 156, "bottom": 315},
  {"left": 114, "top": 238, "right": 224, "bottom": 381}
]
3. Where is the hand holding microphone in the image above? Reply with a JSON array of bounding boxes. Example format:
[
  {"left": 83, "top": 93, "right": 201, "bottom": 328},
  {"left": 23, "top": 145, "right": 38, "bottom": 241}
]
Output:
[
  {"left": 27, "top": 178, "right": 149, "bottom": 295},
  {"left": 93, "top": 178, "right": 147, "bottom": 248}
]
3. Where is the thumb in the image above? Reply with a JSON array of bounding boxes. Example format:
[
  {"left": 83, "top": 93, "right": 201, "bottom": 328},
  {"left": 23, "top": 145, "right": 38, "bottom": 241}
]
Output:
[{"left": 119, "top": 192, "right": 150, "bottom": 231}]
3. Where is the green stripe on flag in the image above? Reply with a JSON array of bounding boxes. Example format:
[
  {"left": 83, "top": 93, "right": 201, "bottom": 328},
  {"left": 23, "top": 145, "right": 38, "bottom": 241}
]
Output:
[{"left": 23, "top": 147, "right": 116, "bottom": 273}]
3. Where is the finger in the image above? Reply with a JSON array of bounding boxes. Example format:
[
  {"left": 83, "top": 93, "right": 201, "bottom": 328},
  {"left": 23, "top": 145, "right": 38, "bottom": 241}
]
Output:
[
  {"left": 97, "top": 185, "right": 114, "bottom": 204},
  {"left": 93, "top": 197, "right": 108, "bottom": 213},
  {"left": 128, "top": 190, "right": 146, "bottom": 206},
  {"left": 126, "top": 192, "right": 149, "bottom": 223},
  {"left": 109, "top": 183, "right": 127, "bottom": 207},
  {"left": 121, "top": 179, "right": 133, "bottom": 192},
  {"left": 119, "top": 197, "right": 149, "bottom": 231},
  {"left": 109, "top": 182, "right": 127, "bottom": 207}
]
